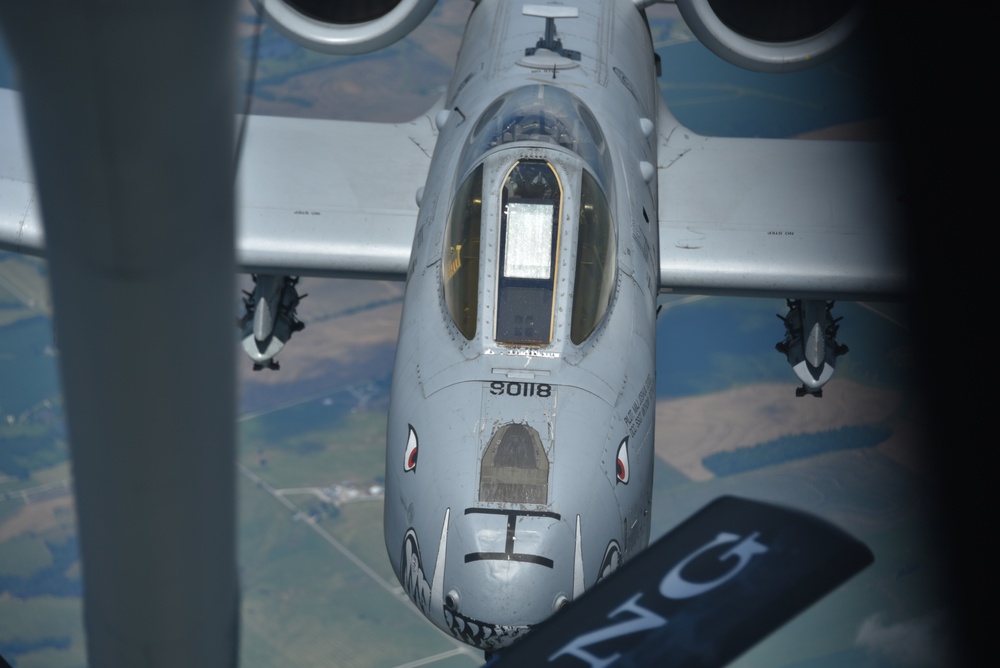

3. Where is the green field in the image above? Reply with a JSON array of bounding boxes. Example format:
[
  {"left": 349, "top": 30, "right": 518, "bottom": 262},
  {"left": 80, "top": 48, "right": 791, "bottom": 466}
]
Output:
[
  {"left": 0, "top": 398, "right": 480, "bottom": 668},
  {"left": 0, "top": 421, "right": 67, "bottom": 482},
  {"left": 0, "top": 317, "right": 60, "bottom": 418},
  {"left": 237, "top": 398, "right": 481, "bottom": 667},
  {"left": 0, "top": 490, "right": 85, "bottom": 668},
  {"left": 0, "top": 255, "right": 51, "bottom": 326},
  {"left": 321, "top": 501, "right": 397, "bottom": 585},
  {"left": 238, "top": 466, "right": 480, "bottom": 667},
  {"left": 0, "top": 534, "right": 53, "bottom": 577},
  {"left": 0, "top": 300, "right": 31, "bottom": 328},
  {"left": 239, "top": 403, "right": 388, "bottom": 489},
  {"left": 0, "top": 255, "right": 482, "bottom": 667},
  {"left": 655, "top": 298, "right": 913, "bottom": 398},
  {"left": 0, "top": 595, "right": 84, "bottom": 668}
]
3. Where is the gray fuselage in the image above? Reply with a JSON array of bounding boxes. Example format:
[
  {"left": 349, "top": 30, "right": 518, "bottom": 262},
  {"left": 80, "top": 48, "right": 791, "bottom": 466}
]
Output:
[{"left": 384, "top": 0, "right": 661, "bottom": 651}]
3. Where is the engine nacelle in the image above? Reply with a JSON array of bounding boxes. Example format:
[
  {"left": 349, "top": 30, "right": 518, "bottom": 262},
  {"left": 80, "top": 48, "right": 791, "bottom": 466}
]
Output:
[
  {"left": 675, "top": 0, "right": 865, "bottom": 73},
  {"left": 255, "top": 0, "right": 437, "bottom": 55}
]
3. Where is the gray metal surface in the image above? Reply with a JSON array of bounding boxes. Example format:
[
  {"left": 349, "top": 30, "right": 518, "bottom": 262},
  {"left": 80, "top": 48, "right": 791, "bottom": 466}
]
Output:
[
  {"left": 675, "top": 0, "right": 865, "bottom": 72},
  {"left": 257, "top": 0, "right": 438, "bottom": 55},
  {"left": 1, "top": 90, "right": 437, "bottom": 280},
  {"left": 236, "top": 109, "right": 437, "bottom": 278},
  {"left": 0, "top": 88, "right": 44, "bottom": 255},
  {"left": 656, "top": 99, "right": 905, "bottom": 300},
  {"left": 0, "top": 1, "right": 240, "bottom": 666},
  {"left": 383, "top": 0, "right": 661, "bottom": 650}
]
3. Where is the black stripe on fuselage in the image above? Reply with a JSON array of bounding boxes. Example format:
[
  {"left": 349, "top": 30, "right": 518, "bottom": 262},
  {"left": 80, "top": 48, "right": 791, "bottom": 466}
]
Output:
[{"left": 463, "top": 507, "right": 561, "bottom": 568}]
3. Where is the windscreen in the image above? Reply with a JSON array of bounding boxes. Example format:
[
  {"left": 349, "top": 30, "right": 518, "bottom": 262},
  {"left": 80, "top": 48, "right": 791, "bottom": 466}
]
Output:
[
  {"left": 460, "top": 84, "right": 611, "bottom": 187},
  {"left": 495, "top": 160, "right": 561, "bottom": 346}
]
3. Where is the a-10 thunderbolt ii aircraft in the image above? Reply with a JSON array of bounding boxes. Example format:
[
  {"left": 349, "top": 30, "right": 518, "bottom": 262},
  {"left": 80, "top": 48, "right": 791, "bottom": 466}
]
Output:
[
  {"left": 0, "top": 0, "right": 903, "bottom": 663},
  {"left": 241, "top": 0, "right": 901, "bottom": 652}
]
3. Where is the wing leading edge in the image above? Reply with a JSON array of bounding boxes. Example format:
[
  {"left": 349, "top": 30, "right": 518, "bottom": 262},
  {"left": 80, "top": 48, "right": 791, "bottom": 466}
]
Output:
[
  {"left": 0, "top": 88, "right": 43, "bottom": 255},
  {"left": 656, "top": 97, "right": 906, "bottom": 301},
  {"left": 0, "top": 87, "right": 438, "bottom": 280},
  {"left": 3, "top": 87, "right": 905, "bottom": 295}
]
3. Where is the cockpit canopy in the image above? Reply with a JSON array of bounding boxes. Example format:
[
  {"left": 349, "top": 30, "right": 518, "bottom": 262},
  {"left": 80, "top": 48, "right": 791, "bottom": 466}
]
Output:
[
  {"left": 459, "top": 84, "right": 612, "bottom": 187},
  {"left": 443, "top": 87, "right": 617, "bottom": 349},
  {"left": 443, "top": 164, "right": 483, "bottom": 340}
]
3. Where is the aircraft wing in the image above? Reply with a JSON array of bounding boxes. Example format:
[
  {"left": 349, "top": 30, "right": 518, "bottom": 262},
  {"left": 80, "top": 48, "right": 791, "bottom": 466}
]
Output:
[
  {"left": 0, "top": 87, "right": 437, "bottom": 279},
  {"left": 236, "top": 105, "right": 439, "bottom": 279},
  {"left": 656, "top": 97, "right": 906, "bottom": 301},
  {"left": 0, "top": 88, "right": 43, "bottom": 254}
]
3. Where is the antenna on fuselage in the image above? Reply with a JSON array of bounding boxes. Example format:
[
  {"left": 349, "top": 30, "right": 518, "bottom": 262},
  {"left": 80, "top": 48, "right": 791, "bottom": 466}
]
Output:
[{"left": 522, "top": 4, "right": 581, "bottom": 61}]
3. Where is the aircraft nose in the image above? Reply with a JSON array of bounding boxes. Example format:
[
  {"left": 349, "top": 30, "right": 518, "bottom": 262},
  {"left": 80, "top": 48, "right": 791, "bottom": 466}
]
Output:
[
  {"left": 437, "top": 406, "right": 627, "bottom": 650},
  {"left": 389, "top": 384, "right": 628, "bottom": 651},
  {"left": 441, "top": 504, "right": 571, "bottom": 650}
]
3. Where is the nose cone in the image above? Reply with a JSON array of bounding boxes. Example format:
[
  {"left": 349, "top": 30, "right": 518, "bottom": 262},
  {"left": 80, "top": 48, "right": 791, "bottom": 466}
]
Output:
[
  {"left": 792, "top": 359, "right": 833, "bottom": 389},
  {"left": 241, "top": 332, "right": 284, "bottom": 363},
  {"left": 442, "top": 504, "right": 569, "bottom": 649},
  {"left": 387, "top": 381, "right": 627, "bottom": 651},
  {"left": 394, "top": 503, "right": 563, "bottom": 651}
]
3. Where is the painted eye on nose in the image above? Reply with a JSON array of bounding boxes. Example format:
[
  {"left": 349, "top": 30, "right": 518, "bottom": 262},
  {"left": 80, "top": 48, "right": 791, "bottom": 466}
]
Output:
[
  {"left": 616, "top": 436, "right": 629, "bottom": 484},
  {"left": 404, "top": 424, "right": 419, "bottom": 472}
]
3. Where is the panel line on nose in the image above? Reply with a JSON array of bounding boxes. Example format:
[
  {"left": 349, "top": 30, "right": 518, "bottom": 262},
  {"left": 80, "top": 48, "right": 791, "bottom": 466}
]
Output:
[{"left": 463, "top": 507, "right": 561, "bottom": 567}]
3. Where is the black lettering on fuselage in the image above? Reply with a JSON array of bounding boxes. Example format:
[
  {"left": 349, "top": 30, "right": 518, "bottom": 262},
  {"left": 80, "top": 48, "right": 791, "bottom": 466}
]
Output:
[{"left": 487, "top": 381, "right": 552, "bottom": 398}]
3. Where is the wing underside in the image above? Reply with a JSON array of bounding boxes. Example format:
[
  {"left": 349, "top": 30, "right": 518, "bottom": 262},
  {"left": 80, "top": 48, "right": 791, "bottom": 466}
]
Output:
[
  {"left": 656, "top": 98, "right": 906, "bottom": 301},
  {"left": 0, "top": 87, "right": 436, "bottom": 280}
]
